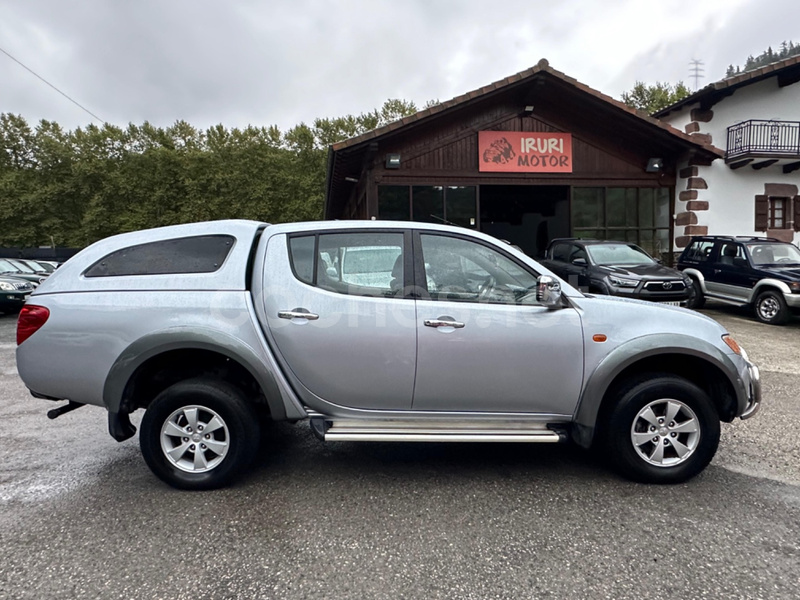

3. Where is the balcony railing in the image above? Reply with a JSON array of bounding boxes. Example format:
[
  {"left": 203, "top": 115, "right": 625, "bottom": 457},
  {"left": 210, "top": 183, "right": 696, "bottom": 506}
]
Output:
[{"left": 726, "top": 120, "right": 800, "bottom": 160}]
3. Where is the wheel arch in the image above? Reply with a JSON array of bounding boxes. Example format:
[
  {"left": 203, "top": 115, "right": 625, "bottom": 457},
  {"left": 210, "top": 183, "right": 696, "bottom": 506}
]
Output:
[
  {"left": 103, "top": 327, "right": 289, "bottom": 421},
  {"left": 751, "top": 279, "right": 791, "bottom": 301},
  {"left": 680, "top": 268, "right": 706, "bottom": 290},
  {"left": 572, "top": 335, "right": 742, "bottom": 449}
]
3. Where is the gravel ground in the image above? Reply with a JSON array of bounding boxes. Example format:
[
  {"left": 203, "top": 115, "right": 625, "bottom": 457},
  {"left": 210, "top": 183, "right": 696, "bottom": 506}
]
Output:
[{"left": 0, "top": 304, "right": 799, "bottom": 600}]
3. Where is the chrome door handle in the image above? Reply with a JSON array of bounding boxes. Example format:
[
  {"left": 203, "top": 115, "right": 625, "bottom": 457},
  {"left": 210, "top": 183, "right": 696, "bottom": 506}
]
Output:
[
  {"left": 424, "top": 319, "right": 465, "bottom": 329},
  {"left": 278, "top": 310, "right": 319, "bottom": 320}
]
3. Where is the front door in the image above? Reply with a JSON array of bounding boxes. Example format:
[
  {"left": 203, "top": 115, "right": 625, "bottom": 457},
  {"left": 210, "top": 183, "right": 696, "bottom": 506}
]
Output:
[
  {"left": 262, "top": 230, "right": 417, "bottom": 410},
  {"left": 411, "top": 232, "right": 584, "bottom": 415}
]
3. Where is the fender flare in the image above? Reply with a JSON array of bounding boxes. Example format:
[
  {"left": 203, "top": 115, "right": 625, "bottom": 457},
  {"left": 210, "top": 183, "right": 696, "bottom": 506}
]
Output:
[
  {"left": 752, "top": 278, "right": 792, "bottom": 300},
  {"left": 680, "top": 268, "right": 706, "bottom": 292},
  {"left": 572, "top": 333, "right": 743, "bottom": 448},
  {"left": 103, "top": 327, "right": 288, "bottom": 420}
]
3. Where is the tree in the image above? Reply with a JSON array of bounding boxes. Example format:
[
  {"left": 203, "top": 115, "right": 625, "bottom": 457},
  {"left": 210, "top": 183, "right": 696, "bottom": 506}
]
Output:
[{"left": 621, "top": 81, "right": 692, "bottom": 114}]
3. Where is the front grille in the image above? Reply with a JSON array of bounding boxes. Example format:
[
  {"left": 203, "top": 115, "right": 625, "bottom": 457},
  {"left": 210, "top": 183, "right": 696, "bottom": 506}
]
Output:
[
  {"left": 13, "top": 281, "right": 33, "bottom": 291},
  {"left": 643, "top": 280, "right": 686, "bottom": 292}
]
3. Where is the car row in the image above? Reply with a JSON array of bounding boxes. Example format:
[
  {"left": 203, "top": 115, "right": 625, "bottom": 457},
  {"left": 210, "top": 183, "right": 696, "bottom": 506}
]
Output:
[
  {"left": 540, "top": 235, "right": 800, "bottom": 326},
  {"left": 0, "top": 258, "right": 59, "bottom": 314}
]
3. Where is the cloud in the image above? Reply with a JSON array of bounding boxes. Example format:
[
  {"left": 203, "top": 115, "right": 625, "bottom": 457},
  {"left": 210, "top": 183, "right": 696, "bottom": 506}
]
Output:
[{"left": 0, "top": 0, "right": 795, "bottom": 133}]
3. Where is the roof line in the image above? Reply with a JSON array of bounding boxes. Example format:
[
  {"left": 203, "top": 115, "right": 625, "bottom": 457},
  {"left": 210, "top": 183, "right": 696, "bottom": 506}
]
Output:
[
  {"left": 331, "top": 58, "right": 723, "bottom": 157},
  {"left": 654, "top": 55, "right": 800, "bottom": 117}
]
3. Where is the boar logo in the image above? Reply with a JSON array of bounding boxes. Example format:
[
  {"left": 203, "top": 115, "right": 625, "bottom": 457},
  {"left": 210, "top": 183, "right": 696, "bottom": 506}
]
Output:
[{"left": 482, "top": 137, "right": 515, "bottom": 165}]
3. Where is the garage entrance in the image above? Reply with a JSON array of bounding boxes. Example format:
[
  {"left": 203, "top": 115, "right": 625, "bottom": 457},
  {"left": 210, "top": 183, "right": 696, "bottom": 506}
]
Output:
[{"left": 479, "top": 185, "right": 569, "bottom": 258}]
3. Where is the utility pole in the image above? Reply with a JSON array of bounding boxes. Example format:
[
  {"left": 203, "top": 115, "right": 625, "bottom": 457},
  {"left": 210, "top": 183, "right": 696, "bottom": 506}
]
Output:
[{"left": 689, "top": 59, "right": 705, "bottom": 91}]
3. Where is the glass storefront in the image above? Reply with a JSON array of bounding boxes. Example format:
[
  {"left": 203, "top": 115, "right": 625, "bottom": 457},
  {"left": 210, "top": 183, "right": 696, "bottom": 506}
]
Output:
[
  {"left": 379, "top": 184, "right": 672, "bottom": 261},
  {"left": 572, "top": 187, "right": 671, "bottom": 261},
  {"left": 378, "top": 185, "right": 477, "bottom": 229}
]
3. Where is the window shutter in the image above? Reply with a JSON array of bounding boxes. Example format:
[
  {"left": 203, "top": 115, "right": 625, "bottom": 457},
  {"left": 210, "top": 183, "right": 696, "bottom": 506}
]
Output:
[
  {"left": 794, "top": 196, "right": 800, "bottom": 231},
  {"left": 755, "top": 195, "right": 768, "bottom": 231}
]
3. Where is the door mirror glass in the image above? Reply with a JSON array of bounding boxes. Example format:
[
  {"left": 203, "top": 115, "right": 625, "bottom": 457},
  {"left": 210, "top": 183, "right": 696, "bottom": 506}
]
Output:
[{"left": 536, "top": 275, "right": 563, "bottom": 309}]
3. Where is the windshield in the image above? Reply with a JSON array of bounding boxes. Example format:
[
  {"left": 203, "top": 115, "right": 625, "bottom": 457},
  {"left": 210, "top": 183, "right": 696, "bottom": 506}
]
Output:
[
  {"left": 586, "top": 244, "right": 656, "bottom": 266},
  {"left": 748, "top": 243, "right": 800, "bottom": 265},
  {"left": 7, "top": 259, "right": 36, "bottom": 273},
  {"left": 0, "top": 259, "right": 22, "bottom": 273}
]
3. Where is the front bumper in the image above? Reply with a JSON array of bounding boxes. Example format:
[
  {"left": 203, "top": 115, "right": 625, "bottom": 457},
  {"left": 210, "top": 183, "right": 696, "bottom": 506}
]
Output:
[
  {"left": 783, "top": 293, "right": 800, "bottom": 309},
  {"left": 0, "top": 291, "right": 31, "bottom": 311},
  {"left": 740, "top": 362, "right": 761, "bottom": 419}
]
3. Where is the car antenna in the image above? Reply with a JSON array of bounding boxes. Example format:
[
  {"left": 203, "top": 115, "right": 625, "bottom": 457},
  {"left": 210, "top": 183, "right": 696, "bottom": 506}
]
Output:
[{"left": 429, "top": 214, "right": 462, "bottom": 228}]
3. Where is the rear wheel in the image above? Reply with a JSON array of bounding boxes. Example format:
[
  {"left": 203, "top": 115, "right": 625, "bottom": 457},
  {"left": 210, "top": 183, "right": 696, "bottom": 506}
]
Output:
[
  {"left": 754, "top": 289, "right": 789, "bottom": 325},
  {"left": 602, "top": 375, "right": 719, "bottom": 483},
  {"left": 683, "top": 278, "right": 705, "bottom": 309},
  {"left": 140, "top": 378, "right": 260, "bottom": 490}
]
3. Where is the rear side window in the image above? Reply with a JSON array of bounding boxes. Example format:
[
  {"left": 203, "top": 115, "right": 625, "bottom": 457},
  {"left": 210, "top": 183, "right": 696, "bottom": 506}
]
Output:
[
  {"left": 683, "top": 240, "right": 714, "bottom": 262},
  {"left": 84, "top": 235, "right": 235, "bottom": 277}
]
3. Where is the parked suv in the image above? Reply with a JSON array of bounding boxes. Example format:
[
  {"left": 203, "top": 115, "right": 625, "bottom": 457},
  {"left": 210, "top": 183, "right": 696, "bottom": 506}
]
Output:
[
  {"left": 541, "top": 239, "right": 690, "bottom": 304},
  {"left": 678, "top": 236, "right": 800, "bottom": 325}
]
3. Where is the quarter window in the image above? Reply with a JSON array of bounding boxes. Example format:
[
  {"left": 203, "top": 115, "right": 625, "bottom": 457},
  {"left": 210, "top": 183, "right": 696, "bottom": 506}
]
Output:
[{"left": 84, "top": 235, "right": 235, "bottom": 277}]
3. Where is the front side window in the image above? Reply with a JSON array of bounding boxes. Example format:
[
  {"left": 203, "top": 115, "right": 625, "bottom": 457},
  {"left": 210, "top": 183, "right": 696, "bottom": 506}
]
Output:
[
  {"left": 84, "top": 235, "right": 235, "bottom": 277},
  {"left": 420, "top": 234, "right": 538, "bottom": 304},
  {"left": 718, "top": 243, "right": 746, "bottom": 266}
]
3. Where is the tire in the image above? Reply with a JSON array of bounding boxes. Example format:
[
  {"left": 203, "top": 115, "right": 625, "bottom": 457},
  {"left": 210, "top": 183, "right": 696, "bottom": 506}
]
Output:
[
  {"left": 683, "top": 278, "right": 705, "bottom": 310},
  {"left": 140, "top": 378, "right": 260, "bottom": 490},
  {"left": 754, "top": 289, "right": 789, "bottom": 325},
  {"left": 602, "top": 374, "right": 720, "bottom": 484}
]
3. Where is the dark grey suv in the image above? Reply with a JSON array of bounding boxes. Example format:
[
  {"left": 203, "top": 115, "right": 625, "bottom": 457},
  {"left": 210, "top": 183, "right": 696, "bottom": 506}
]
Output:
[{"left": 541, "top": 239, "right": 690, "bottom": 304}]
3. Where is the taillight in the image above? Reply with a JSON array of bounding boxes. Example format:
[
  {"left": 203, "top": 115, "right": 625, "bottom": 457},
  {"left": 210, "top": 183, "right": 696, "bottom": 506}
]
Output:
[{"left": 17, "top": 305, "right": 50, "bottom": 345}]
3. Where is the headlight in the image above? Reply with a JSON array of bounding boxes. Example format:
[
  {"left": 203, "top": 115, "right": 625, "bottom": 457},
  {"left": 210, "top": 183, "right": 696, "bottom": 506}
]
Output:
[
  {"left": 722, "top": 335, "right": 749, "bottom": 362},
  {"left": 0, "top": 282, "right": 14, "bottom": 291},
  {"left": 608, "top": 276, "right": 638, "bottom": 288}
]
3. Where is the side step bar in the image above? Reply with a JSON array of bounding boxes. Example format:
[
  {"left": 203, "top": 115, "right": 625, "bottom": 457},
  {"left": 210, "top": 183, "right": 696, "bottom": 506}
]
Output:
[{"left": 310, "top": 417, "right": 566, "bottom": 443}]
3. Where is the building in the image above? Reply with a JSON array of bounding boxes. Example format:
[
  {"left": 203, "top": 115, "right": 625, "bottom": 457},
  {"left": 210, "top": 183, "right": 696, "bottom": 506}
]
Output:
[
  {"left": 655, "top": 56, "right": 800, "bottom": 246},
  {"left": 324, "top": 59, "right": 720, "bottom": 261}
]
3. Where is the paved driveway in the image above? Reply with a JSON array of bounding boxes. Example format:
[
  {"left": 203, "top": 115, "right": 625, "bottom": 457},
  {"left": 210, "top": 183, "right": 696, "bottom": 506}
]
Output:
[{"left": 1, "top": 306, "right": 799, "bottom": 600}]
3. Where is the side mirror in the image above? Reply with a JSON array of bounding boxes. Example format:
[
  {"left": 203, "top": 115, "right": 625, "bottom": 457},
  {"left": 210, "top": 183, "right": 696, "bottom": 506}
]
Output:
[
  {"left": 536, "top": 275, "right": 563, "bottom": 309},
  {"left": 571, "top": 257, "right": 587, "bottom": 266}
]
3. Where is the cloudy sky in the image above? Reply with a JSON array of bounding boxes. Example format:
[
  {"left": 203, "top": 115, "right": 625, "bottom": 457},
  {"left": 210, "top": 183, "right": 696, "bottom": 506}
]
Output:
[{"left": 1, "top": 0, "right": 798, "bottom": 133}]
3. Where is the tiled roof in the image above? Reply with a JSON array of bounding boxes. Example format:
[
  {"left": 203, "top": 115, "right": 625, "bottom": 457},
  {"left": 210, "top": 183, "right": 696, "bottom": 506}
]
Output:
[
  {"left": 654, "top": 55, "right": 800, "bottom": 117},
  {"left": 332, "top": 58, "right": 723, "bottom": 157}
]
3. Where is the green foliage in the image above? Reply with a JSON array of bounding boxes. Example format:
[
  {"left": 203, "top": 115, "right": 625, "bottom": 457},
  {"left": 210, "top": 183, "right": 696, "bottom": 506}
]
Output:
[
  {"left": 0, "top": 99, "right": 420, "bottom": 248},
  {"left": 725, "top": 40, "right": 800, "bottom": 78},
  {"left": 621, "top": 81, "right": 692, "bottom": 114}
]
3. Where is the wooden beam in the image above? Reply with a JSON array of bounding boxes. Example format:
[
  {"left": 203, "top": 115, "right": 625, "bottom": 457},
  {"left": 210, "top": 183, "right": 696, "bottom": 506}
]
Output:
[
  {"left": 778, "top": 69, "right": 800, "bottom": 88},
  {"left": 784, "top": 161, "right": 800, "bottom": 174},
  {"left": 752, "top": 159, "right": 779, "bottom": 170},
  {"left": 729, "top": 158, "right": 753, "bottom": 170}
]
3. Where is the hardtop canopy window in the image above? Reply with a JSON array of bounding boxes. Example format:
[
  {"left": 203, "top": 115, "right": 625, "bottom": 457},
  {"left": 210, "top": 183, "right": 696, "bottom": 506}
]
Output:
[{"left": 84, "top": 235, "right": 235, "bottom": 277}]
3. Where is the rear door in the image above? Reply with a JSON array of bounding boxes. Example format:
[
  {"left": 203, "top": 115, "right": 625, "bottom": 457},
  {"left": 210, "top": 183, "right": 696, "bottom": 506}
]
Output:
[
  {"left": 261, "top": 229, "right": 417, "bottom": 410},
  {"left": 411, "top": 232, "right": 584, "bottom": 415}
]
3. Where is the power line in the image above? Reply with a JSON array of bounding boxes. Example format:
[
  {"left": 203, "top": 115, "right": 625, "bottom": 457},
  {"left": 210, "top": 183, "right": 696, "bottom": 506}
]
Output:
[{"left": 0, "top": 44, "right": 105, "bottom": 124}]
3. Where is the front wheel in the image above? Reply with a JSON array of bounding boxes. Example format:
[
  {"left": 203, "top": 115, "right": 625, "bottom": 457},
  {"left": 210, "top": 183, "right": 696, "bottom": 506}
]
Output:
[
  {"left": 754, "top": 289, "right": 789, "bottom": 325},
  {"left": 140, "top": 378, "right": 260, "bottom": 490},
  {"left": 602, "top": 375, "right": 720, "bottom": 484}
]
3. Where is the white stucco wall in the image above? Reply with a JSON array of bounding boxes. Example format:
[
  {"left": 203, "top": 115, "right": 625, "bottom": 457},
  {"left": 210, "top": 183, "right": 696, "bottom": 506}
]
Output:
[{"left": 662, "top": 76, "right": 800, "bottom": 246}]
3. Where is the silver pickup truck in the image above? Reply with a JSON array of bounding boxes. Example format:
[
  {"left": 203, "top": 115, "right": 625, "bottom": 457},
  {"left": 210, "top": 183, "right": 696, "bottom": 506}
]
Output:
[{"left": 16, "top": 220, "right": 761, "bottom": 489}]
